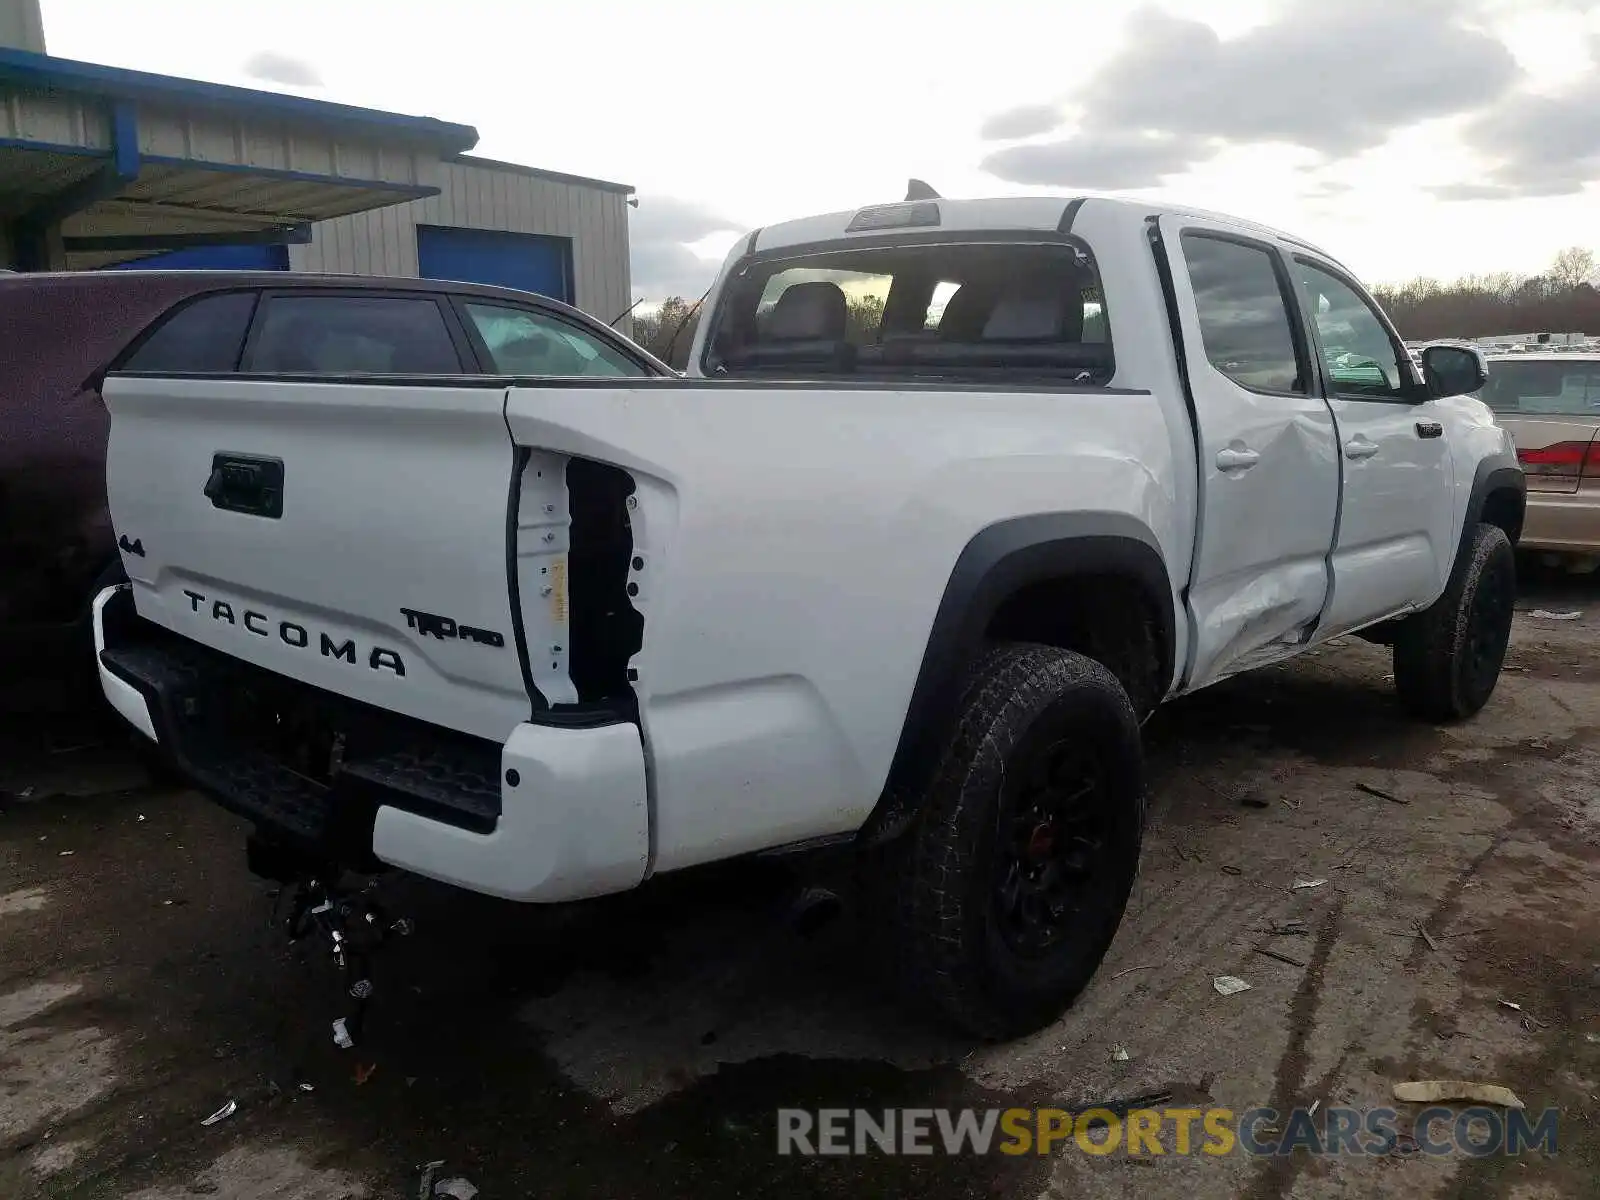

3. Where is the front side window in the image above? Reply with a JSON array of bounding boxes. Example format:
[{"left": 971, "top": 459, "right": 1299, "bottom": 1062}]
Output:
[
  {"left": 1295, "top": 260, "right": 1408, "bottom": 400},
  {"left": 1180, "top": 233, "right": 1303, "bottom": 394},
  {"left": 704, "top": 240, "right": 1112, "bottom": 383},
  {"left": 463, "top": 303, "right": 646, "bottom": 377},
  {"left": 123, "top": 291, "right": 258, "bottom": 373},
  {"left": 247, "top": 295, "right": 461, "bottom": 374}
]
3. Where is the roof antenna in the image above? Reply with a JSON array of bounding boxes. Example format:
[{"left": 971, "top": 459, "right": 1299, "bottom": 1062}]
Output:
[{"left": 905, "top": 179, "right": 940, "bottom": 201}]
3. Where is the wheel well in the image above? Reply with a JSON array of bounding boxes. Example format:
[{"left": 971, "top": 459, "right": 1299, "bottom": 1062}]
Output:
[
  {"left": 984, "top": 573, "right": 1165, "bottom": 717},
  {"left": 1479, "top": 486, "right": 1524, "bottom": 546},
  {"left": 863, "top": 523, "right": 1173, "bottom": 847}
]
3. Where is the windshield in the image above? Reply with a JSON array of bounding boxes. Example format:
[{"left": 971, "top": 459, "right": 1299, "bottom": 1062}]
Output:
[
  {"left": 702, "top": 239, "right": 1112, "bottom": 384},
  {"left": 1479, "top": 359, "right": 1600, "bottom": 416}
]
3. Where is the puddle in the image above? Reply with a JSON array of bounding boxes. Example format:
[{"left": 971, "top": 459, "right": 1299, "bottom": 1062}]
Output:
[
  {"left": 0, "top": 979, "right": 81, "bottom": 1028},
  {"left": 122, "top": 1146, "right": 370, "bottom": 1200},
  {"left": 0, "top": 888, "right": 48, "bottom": 919}
]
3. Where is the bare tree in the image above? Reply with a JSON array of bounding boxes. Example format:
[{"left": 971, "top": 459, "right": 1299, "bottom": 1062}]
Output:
[
  {"left": 1548, "top": 246, "right": 1596, "bottom": 292},
  {"left": 628, "top": 296, "right": 702, "bottom": 369}
]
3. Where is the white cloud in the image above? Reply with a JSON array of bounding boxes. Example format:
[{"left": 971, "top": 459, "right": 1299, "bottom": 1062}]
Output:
[
  {"left": 241, "top": 50, "right": 321, "bottom": 89},
  {"left": 37, "top": 0, "right": 1600, "bottom": 289}
]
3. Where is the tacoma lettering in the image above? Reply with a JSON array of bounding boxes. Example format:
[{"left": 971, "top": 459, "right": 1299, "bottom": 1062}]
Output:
[
  {"left": 321, "top": 634, "right": 356, "bottom": 664},
  {"left": 176, "top": 590, "right": 404, "bottom": 675}
]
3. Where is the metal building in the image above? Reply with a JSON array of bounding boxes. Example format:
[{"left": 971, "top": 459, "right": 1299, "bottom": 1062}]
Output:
[
  {"left": 292, "top": 155, "right": 634, "bottom": 325},
  {"left": 0, "top": 0, "right": 634, "bottom": 324}
]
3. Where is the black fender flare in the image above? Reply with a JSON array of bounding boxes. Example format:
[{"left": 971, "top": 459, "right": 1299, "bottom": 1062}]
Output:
[
  {"left": 1464, "top": 454, "right": 1525, "bottom": 550},
  {"left": 861, "top": 513, "right": 1175, "bottom": 843}
]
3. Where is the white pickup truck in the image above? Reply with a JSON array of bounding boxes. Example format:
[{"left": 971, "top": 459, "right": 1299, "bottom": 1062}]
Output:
[{"left": 94, "top": 194, "right": 1524, "bottom": 1037}]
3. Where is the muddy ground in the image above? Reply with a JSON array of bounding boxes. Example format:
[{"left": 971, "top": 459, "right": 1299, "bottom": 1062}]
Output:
[{"left": 1, "top": 569, "right": 1597, "bottom": 1199}]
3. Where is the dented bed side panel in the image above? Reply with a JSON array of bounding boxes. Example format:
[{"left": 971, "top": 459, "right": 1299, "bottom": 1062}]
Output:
[{"left": 504, "top": 383, "right": 1187, "bottom": 875}]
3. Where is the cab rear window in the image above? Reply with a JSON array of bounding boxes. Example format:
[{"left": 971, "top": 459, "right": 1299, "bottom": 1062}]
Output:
[{"left": 702, "top": 240, "right": 1111, "bottom": 384}]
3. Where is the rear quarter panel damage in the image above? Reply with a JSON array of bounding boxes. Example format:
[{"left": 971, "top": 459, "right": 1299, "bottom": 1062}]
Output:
[{"left": 506, "top": 382, "right": 1186, "bottom": 872}]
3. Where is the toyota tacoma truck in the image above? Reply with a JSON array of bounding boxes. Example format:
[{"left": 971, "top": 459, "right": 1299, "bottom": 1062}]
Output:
[{"left": 92, "top": 194, "right": 1524, "bottom": 1038}]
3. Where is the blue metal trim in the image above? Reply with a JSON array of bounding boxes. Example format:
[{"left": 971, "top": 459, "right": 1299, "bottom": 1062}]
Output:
[
  {"left": 21, "top": 100, "right": 139, "bottom": 228},
  {"left": 0, "top": 134, "right": 106, "bottom": 157},
  {"left": 64, "top": 223, "right": 313, "bottom": 252},
  {"left": 111, "top": 100, "right": 139, "bottom": 177},
  {"left": 139, "top": 153, "right": 439, "bottom": 200},
  {"left": 0, "top": 47, "right": 478, "bottom": 151}
]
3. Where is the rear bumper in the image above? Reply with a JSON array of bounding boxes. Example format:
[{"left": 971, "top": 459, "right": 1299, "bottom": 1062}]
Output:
[
  {"left": 1520, "top": 488, "right": 1600, "bottom": 554},
  {"left": 93, "top": 586, "right": 650, "bottom": 902}
]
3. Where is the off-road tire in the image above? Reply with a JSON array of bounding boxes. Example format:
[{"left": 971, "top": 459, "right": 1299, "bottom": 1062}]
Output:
[
  {"left": 879, "top": 643, "right": 1146, "bottom": 1039},
  {"left": 1393, "top": 522, "right": 1516, "bottom": 722}
]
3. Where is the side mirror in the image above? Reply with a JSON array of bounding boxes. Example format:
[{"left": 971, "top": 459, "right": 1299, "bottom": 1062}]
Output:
[{"left": 1421, "top": 343, "right": 1488, "bottom": 399}]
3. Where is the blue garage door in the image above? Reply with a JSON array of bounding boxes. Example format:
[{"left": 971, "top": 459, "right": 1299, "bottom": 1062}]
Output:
[
  {"left": 104, "top": 243, "right": 290, "bottom": 271},
  {"left": 416, "top": 225, "right": 572, "bottom": 302}
]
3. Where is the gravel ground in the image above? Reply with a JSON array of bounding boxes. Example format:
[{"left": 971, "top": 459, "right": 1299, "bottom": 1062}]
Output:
[{"left": 1, "top": 569, "right": 1597, "bottom": 1199}]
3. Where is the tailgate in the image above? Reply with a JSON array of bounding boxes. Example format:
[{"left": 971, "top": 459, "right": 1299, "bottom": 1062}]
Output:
[{"left": 103, "top": 375, "right": 533, "bottom": 742}]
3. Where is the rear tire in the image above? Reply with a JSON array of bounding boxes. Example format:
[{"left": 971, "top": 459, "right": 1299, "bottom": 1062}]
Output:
[
  {"left": 1393, "top": 522, "right": 1516, "bottom": 721},
  {"left": 879, "top": 643, "right": 1146, "bottom": 1039}
]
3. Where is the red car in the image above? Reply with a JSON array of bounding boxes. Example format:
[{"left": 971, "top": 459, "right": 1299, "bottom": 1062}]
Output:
[{"left": 0, "top": 270, "right": 669, "bottom": 679}]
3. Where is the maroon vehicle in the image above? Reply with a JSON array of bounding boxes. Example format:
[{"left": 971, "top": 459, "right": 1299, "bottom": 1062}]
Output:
[{"left": 0, "top": 270, "right": 669, "bottom": 680}]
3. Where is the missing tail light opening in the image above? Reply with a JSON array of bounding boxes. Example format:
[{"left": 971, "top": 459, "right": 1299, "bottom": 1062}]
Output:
[{"left": 564, "top": 458, "right": 644, "bottom": 706}]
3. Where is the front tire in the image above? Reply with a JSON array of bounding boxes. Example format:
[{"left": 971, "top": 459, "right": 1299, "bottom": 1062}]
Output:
[
  {"left": 881, "top": 643, "right": 1146, "bottom": 1039},
  {"left": 1393, "top": 522, "right": 1516, "bottom": 721}
]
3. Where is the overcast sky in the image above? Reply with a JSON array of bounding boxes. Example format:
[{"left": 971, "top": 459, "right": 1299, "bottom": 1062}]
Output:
[{"left": 39, "top": 0, "right": 1600, "bottom": 300}]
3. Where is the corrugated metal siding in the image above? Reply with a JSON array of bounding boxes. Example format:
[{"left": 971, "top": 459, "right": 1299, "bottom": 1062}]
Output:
[
  {"left": 0, "top": 86, "right": 109, "bottom": 148},
  {"left": 290, "top": 160, "right": 631, "bottom": 322},
  {"left": 135, "top": 104, "right": 439, "bottom": 191}
]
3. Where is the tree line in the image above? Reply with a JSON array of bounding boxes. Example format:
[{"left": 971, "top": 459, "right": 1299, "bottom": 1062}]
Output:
[
  {"left": 1372, "top": 246, "right": 1599, "bottom": 342},
  {"left": 626, "top": 247, "right": 1600, "bottom": 366}
]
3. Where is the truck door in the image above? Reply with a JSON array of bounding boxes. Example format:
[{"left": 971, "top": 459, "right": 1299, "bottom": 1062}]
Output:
[
  {"left": 1290, "top": 256, "right": 1456, "bottom": 635},
  {"left": 1156, "top": 218, "right": 1341, "bottom": 688}
]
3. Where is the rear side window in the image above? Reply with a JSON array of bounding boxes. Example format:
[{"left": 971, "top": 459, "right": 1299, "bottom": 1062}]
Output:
[
  {"left": 247, "top": 295, "right": 462, "bottom": 374},
  {"left": 1181, "top": 234, "right": 1303, "bottom": 394},
  {"left": 123, "top": 292, "right": 258, "bottom": 372},
  {"left": 1481, "top": 359, "right": 1600, "bottom": 415},
  {"left": 703, "top": 240, "right": 1113, "bottom": 384},
  {"left": 463, "top": 303, "right": 646, "bottom": 377}
]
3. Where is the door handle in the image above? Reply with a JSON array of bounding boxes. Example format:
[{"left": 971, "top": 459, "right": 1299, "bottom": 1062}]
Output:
[
  {"left": 1215, "top": 446, "right": 1260, "bottom": 471},
  {"left": 1416, "top": 420, "right": 1444, "bottom": 439},
  {"left": 204, "top": 453, "right": 284, "bottom": 519},
  {"left": 1343, "top": 438, "right": 1380, "bottom": 461}
]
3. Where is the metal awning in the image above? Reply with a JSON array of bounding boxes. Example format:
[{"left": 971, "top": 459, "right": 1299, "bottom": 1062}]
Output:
[{"left": 0, "top": 47, "right": 479, "bottom": 270}]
